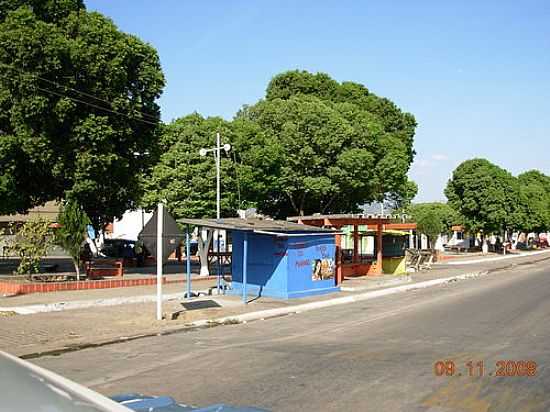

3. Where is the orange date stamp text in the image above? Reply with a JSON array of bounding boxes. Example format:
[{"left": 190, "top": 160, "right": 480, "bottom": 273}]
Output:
[{"left": 434, "top": 360, "right": 537, "bottom": 377}]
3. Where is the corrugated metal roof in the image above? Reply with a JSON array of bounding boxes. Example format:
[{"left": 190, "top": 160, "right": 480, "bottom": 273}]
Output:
[
  {"left": 343, "top": 227, "right": 411, "bottom": 236},
  {"left": 287, "top": 213, "right": 394, "bottom": 222},
  {"left": 177, "top": 218, "right": 334, "bottom": 233}
]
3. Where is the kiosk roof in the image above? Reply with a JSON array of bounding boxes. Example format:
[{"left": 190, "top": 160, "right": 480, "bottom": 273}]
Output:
[{"left": 177, "top": 217, "right": 334, "bottom": 233}]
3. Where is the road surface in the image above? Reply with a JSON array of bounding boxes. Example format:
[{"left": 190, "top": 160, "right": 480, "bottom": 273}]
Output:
[{"left": 34, "top": 261, "right": 550, "bottom": 411}]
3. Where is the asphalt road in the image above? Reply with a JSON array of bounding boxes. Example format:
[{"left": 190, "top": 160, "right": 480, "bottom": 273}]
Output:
[{"left": 34, "top": 260, "right": 550, "bottom": 412}]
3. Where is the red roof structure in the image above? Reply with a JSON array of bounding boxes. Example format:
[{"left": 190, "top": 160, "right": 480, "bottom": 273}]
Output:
[{"left": 288, "top": 214, "right": 417, "bottom": 283}]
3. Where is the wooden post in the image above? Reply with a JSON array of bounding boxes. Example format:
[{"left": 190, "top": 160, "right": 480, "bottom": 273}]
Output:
[
  {"left": 335, "top": 233, "right": 342, "bottom": 285},
  {"left": 376, "top": 222, "right": 383, "bottom": 275},
  {"left": 186, "top": 225, "right": 192, "bottom": 299},
  {"left": 353, "top": 225, "right": 359, "bottom": 264},
  {"left": 243, "top": 232, "right": 248, "bottom": 304}
]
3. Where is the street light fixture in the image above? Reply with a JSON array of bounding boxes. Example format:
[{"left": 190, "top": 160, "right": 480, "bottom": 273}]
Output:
[
  {"left": 199, "top": 133, "right": 231, "bottom": 295},
  {"left": 199, "top": 132, "right": 231, "bottom": 220}
]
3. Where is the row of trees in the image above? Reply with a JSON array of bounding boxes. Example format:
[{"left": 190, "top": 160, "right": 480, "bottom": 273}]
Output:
[
  {"left": 0, "top": 0, "right": 164, "bottom": 231},
  {"left": 445, "top": 159, "right": 550, "bottom": 235},
  {"left": 408, "top": 159, "right": 550, "bottom": 244},
  {"left": 0, "top": 1, "right": 419, "bottom": 274},
  {"left": 142, "top": 71, "right": 418, "bottom": 219},
  {"left": 0, "top": 1, "right": 419, "bottom": 227}
]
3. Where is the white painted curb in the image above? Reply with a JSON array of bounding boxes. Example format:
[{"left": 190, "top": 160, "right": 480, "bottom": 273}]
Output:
[
  {"left": 0, "top": 289, "right": 215, "bottom": 315},
  {"left": 444, "top": 249, "right": 550, "bottom": 265},
  {"left": 195, "top": 271, "right": 487, "bottom": 326},
  {"left": 340, "top": 276, "right": 412, "bottom": 292},
  {"left": 0, "top": 269, "right": 491, "bottom": 317}
]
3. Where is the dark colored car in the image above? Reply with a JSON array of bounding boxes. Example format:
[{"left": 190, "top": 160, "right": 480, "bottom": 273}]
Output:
[
  {"left": 81, "top": 239, "right": 149, "bottom": 267},
  {"left": 101, "top": 239, "right": 141, "bottom": 259}
]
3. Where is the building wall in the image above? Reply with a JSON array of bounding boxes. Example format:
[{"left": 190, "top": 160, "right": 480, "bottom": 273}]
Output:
[
  {"left": 286, "top": 235, "right": 337, "bottom": 298},
  {"left": 231, "top": 232, "right": 288, "bottom": 298},
  {"left": 231, "top": 232, "right": 339, "bottom": 299}
]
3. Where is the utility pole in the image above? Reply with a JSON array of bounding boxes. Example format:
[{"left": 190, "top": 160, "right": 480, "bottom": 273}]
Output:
[
  {"left": 199, "top": 133, "right": 230, "bottom": 221},
  {"left": 216, "top": 132, "right": 221, "bottom": 220},
  {"left": 156, "top": 202, "right": 163, "bottom": 321},
  {"left": 199, "top": 134, "right": 231, "bottom": 294}
]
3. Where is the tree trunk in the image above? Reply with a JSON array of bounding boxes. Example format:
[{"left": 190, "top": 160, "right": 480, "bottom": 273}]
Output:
[
  {"left": 481, "top": 234, "right": 488, "bottom": 254},
  {"left": 74, "top": 261, "right": 80, "bottom": 282},
  {"left": 286, "top": 192, "right": 300, "bottom": 216},
  {"left": 197, "top": 229, "right": 213, "bottom": 276},
  {"left": 298, "top": 190, "right": 308, "bottom": 217}
]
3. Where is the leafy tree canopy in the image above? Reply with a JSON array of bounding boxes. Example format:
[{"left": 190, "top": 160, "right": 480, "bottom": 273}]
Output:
[
  {"left": 55, "top": 198, "right": 90, "bottom": 279},
  {"left": 444, "top": 159, "right": 519, "bottom": 234},
  {"left": 0, "top": 0, "right": 85, "bottom": 22},
  {"left": 141, "top": 114, "right": 243, "bottom": 219},
  {"left": 387, "top": 179, "right": 418, "bottom": 211},
  {"left": 8, "top": 218, "right": 54, "bottom": 275},
  {"left": 142, "top": 70, "right": 417, "bottom": 220},
  {"left": 513, "top": 171, "right": 550, "bottom": 232},
  {"left": 234, "top": 70, "right": 417, "bottom": 218},
  {"left": 0, "top": 1, "right": 165, "bottom": 229},
  {"left": 408, "top": 202, "right": 460, "bottom": 242},
  {"left": 266, "top": 71, "right": 416, "bottom": 159}
]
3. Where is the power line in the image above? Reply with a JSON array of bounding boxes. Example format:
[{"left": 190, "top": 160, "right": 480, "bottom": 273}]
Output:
[
  {"left": 0, "top": 71, "right": 160, "bottom": 126},
  {"left": 34, "top": 85, "right": 160, "bottom": 126},
  {"left": 0, "top": 62, "right": 160, "bottom": 122},
  {"left": 40, "top": 76, "right": 160, "bottom": 122}
]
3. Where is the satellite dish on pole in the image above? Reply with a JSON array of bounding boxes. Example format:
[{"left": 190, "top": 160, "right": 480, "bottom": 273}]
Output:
[
  {"left": 223, "top": 143, "right": 231, "bottom": 153},
  {"left": 199, "top": 148, "right": 207, "bottom": 157}
]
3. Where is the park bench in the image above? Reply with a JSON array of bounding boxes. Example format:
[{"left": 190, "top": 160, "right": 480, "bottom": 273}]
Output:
[
  {"left": 85, "top": 259, "right": 124, "bottom": 280},
  {"left": 444, "top": 245, "right": 468, "bottom": 254},
  {"left": 406, "top": 249, "right": 434, "bottom": 272}
]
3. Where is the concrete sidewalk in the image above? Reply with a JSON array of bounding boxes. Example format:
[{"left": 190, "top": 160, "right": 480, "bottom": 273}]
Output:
[
  {"left": 0, "top": 275, "right": 219, "bottom": 307},
  {"left": 442, "top": 248, "right": 550, "bottom": 265},
  {"left": 0, "top": 251, "right": 548, "bottom": 358}
]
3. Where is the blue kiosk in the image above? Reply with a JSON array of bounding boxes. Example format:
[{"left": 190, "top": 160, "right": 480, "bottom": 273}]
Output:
[{"left": 177, "top": 218, "right": 340, "bottom": 302}]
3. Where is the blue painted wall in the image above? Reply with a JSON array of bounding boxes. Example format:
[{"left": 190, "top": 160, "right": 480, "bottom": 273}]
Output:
[{"left": 231, "top": 232, "right": 339, "bottom": 299}]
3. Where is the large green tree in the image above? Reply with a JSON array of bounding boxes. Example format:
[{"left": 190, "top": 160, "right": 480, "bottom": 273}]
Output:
[
  {"left": 513, "top": 170, "right": 550, "bottom": 232},
  {"left": 0, "top": 1, "right": 164, "bottom": 229},
  {"left": 408, "top": 202, "right": 460, "bottom": 247},
  {"left": 234, "top": 70, "right": 417, "bottom": 218},
  {"left": 141, "top": 114, "right": 243, "bottom": 219},
  {"left": 444, "top": 159, "right": 519, "bottom": 234},
  {"left": 143, "top": 71, "right": 417, "bottom": 220}
]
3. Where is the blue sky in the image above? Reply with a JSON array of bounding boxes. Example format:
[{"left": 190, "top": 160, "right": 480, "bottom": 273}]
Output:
[{"left": 87, "top": 0, "right": 550, "bottom": 202}]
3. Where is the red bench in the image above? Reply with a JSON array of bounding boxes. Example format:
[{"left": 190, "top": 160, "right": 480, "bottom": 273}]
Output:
[{"left": 85, "top": 259, "right": 124, "bottom": 280}]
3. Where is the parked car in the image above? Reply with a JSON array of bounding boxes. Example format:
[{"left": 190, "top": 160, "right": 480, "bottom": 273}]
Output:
[
  {"left": 81, "top": 239, "right": 149, "bottom": 267},
  {"left": 111, "top": 394, "right": 269, "bottom": 411},
  {"left": 0, "top": 350, "right": 269, "bottom": 412}
]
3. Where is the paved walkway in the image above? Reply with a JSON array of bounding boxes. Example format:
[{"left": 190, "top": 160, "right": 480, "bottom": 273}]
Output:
[
  {"left": 442, "top": 248, "right": 550, "bottom": 265},
  {"left": 0, "top": 251, "right": 548, "bottom": 358},
  {"left": 0, "top": 275, "right": 218, "bottom": 307}
]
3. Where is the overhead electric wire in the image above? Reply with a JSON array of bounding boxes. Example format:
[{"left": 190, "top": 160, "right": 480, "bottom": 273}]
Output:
[
  {"left": 33, "top": 84, "right": 160, "bottom": 126},
  {"left": 0, "top": 70, "right": 160, "bottom": 126},
  {"left": 0, "top": 62, "right": 160, "bottom": 122},
  {"left": 35, "top": 75, "right": 160, "bottom": 122},
  {"left": 0, "top": 63, "right": 160, "bottom": 126}
]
